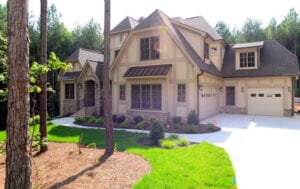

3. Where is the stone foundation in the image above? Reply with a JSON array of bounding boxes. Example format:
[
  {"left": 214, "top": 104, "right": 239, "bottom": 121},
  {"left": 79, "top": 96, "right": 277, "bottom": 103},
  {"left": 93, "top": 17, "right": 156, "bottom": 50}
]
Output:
[
  {"left": 220, "top": 106, "right": 247, "bottom": 114},
  {"left": 126, "top": 110, "right": 169, "bottom": 122}
]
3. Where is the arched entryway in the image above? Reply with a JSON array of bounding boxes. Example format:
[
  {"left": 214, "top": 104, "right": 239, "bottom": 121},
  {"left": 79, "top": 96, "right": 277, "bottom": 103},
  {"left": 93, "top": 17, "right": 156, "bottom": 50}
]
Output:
[{"left": 84, "top": 80, "right": 95, "bottom": 106}]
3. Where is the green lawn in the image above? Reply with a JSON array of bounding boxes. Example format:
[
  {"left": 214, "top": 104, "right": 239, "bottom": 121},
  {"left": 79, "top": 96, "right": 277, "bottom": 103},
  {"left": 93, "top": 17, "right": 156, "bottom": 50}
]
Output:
[{"left": 0, "top": 122, "right": 236, "bottom": 189}]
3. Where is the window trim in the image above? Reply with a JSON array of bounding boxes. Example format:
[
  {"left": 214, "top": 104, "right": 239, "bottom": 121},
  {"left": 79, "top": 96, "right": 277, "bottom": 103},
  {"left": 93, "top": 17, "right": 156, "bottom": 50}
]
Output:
[
  {"left": 140, "top": 36, "right": 160, "bottom": 61},
  {"left": 65, "top": 83, "right": 75, "bottom": 100},
  {"left": 177, "top": 84, "right": 186, "bottom": 102},
  {"left": 119, "top": 85, "right": 126, "bottom": 101},
  {"left": 235, "top": 49, "right": 258, "bottom": 70},
  {"left": 131, "top": 84, "right": 162, "bottom": 111}
]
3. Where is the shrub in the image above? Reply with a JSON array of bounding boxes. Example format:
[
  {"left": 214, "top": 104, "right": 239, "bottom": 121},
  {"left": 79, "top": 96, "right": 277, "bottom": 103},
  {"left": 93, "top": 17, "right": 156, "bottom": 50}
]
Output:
[
  {"left": 174, "top": 123, "right": 181, "bottom": 129},
  {"left": 136, "top": 121, "right": 144, "bottom": 129},
  {"left": 150, "top": 120, "right": 165, "bottom": 143},
  {"left": 176, "top": 138, "right": 189, "bottom": 146},
  {"left": 117, "top": 115, "right": 126, "bottom": 123},
  {"left": 112, "top": 114, "right": 118, "bottom": 122},
  {"left": 206, "top": 123, "right": 220, "bottom": 131},
  {"left": 187, "top": 124, "right": 198, "bottom": 133},
  {"left": 120, "top": 119, "right": 130, "bottom": 128},
  {"left": 172, "top": 116, "right": 182, "bottom": 124},
  {"left": 75, "top": 116, "right": 93, "bottom": 123},
  {"left": 187, "top": 110, "right": 199, "bottom": 125},
  {"left": 160, "top": 140, "right": 176, "bottom": 149},
  {"left": 168, "top": 134, "right": 180, "bottom": 140},
  {"left": 133, "top": 115, "right": 144, "bottom": 124},
  {"left": 90, "top": 117, "right": 104, "bottom": 125}
]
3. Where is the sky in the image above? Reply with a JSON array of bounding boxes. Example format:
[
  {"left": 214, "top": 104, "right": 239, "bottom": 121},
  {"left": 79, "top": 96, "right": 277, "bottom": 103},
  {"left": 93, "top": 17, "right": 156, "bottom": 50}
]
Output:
[{"left": 0, "top": 0, "right": 300, "bottom": 30}]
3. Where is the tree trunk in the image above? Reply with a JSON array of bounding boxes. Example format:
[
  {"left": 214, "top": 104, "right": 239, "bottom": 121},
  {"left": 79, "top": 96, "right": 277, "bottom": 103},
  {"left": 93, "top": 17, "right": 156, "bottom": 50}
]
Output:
[
  {"left": 39, "top": 0, "right": 48, "bottom": 153},
  {"left": 6, "top": 0, "right": 32, "bottom": 188},
  {"left": 103, "top": 0, "right": 114, "bottom": 157}
]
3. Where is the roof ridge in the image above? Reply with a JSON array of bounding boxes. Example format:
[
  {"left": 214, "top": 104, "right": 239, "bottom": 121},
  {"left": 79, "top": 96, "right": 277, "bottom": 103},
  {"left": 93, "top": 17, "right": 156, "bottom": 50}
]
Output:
[{"left": 79, "top": 48, "right": 102, "bottom": 54}]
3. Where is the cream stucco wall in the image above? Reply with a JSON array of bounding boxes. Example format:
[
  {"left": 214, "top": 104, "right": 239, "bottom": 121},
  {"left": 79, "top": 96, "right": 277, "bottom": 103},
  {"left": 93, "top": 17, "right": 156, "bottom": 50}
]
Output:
[{"left": 111, "top": 27, "right": 201, "bottom": 121}]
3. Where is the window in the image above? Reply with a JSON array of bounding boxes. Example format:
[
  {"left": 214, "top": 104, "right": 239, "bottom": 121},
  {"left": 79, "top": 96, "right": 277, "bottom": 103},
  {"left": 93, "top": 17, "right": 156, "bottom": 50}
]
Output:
[
  {"left": 210, "top": 47, "right": 217, "bottom": 55},
  {"left": 204, "top": 42, "right": 209, "bottom": 59},
  {"left": 119, "top": 85, "right": 126, "bottom": 100},
  {"left": 250, "top": 93, "right": 256, "bottom": 97},
  {"left": 258, "top": 93, "right": 264, "bottom": 97},
  {"left": 177, "top": 84, "right": 186, "bottom": 102},
  {"left": 65, "top": 83, "right": 74, "bottom": 99},
  {"left": 140, "top": 36, "right": 160, "bottom": 60},
  {"left": 240, "top": 52, "right": 255, "bottom": 68},
  {"left": 226, "top": 86, "right": 235, "bottom": 106},
  {"left": 114, "top": 49, "right": 120, "bottom": 58},
  {"left": 275, "top": 94, "right": 281, "bottom": 97},
  {"left": 131, "top": 84, "right": 162, "bottom": 110}
]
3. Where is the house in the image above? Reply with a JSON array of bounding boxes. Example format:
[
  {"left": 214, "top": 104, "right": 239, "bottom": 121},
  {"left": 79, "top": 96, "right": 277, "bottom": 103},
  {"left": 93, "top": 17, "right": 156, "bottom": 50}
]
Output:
[
  {"left": 110, "top": 9, "right": 299, "bottom": 122},
  {"left": 58, "top": 48, "right": 104, "bottom": 116}
]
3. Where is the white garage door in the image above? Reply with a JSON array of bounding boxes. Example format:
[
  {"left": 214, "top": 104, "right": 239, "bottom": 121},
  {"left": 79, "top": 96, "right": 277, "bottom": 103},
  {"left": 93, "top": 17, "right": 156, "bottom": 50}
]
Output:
[
  {"left": 199, "top": 87, "right": 218, "bottom": 119},
  {"left": 248, "top": 88, "right": 283, "bottom": 116}
]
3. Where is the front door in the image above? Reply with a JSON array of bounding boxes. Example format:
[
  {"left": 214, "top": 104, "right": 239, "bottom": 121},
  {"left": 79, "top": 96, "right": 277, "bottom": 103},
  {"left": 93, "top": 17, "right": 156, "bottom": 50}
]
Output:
[{"left": 84, "top": 80, "right": 95, "bottom": 106}]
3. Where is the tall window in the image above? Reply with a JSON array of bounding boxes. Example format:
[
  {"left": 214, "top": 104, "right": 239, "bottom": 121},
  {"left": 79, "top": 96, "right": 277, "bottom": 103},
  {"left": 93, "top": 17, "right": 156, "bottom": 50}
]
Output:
[
  {"left": 204, "top": 42, "right": 209, "bottom": 59},
  {"left": 226, "top": 86, "right": 235, "bottom": 106},
  {"left": 114, "top": 49, "right": 120, "bottom": 58},
  {"left": 119, "top": 85, "right": 126, "bottom": 100},
  {"left": 65, "top": 83, "right": 74, "bottom": 99},
  {"left": 240, "top": 52, "right": 255, "bottom": 68},
  {"left": 131, "top": 84, "right": 162, "bottom": 110},
  {"left": 177, "top": 84, "right": 186, "bottom": 102},
  {"left": 140, "top": 36, "right": 160, "bottom": 60}
]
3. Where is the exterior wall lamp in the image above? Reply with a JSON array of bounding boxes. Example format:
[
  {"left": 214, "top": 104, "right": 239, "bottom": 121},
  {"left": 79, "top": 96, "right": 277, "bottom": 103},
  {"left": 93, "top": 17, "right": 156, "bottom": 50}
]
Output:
[
  {"left": 288, "top": 86, "right": 291, "bottom": 92},
  {"left": 219, "top": 87, "right": 223, "bottom": 92},
  {"left": 241, "top": 86, "right": 244, "bottom": 92},
  {"left": 78, "top": 84, "right": 82, "bottom": 89}
]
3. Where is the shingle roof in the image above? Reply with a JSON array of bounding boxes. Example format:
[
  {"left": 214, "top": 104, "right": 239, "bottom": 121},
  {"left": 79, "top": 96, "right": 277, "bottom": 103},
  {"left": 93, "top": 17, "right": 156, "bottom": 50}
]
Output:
[
  {"left": 65, "top": 48, "right": 103, "bottom": 66},
  {"left": 222, "top": 40, "right": 299, "bottom": 77},
  {"left": 87, "top": 60, "right": 104, "bottom": 80},
  {"left": 173, "top": 16, "right": 223, "bottom": 40},
  {"left": 123, "top": 64, "right": 172, "bottom": 77},
  {"left": 60, "top": 71, "right": 81, "bottom": 80},
  {"left": 111, "top": 16, "right": 139, "bottom": 33}
]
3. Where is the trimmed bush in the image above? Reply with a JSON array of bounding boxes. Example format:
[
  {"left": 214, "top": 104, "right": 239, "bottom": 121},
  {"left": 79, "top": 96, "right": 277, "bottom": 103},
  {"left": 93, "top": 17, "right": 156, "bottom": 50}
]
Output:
[
  {"left": 133, "top": 115, "right": 144, "bottom": 124},
  {"left": 117, "top": 115, "right": 126, "bottom": 123},
  {"left": 89, "top": 117, "right": 104, "bottom": 125},
  {"left": 136, "top": 121, "right": 144, "bottom": 129},
  {"left": 172, "top": 116, "right": 182, "bottom": 124},
  {"left": 112, "top": 114, "right": 118, "bottom": 122},
  {"left": 120, "top": 119, "right": 130, "bottom": 128},
  {"left": 160, "top": 140, "right": 176, "bottom": 149},
  {"left": 150, "top": 120, "right": 165, "bottom": 143},
  {"left": 187, "top": 110, "right": 199, "bottom": 125},
  {"left": 176, "top": 139, "right": 189, "bottom": 146}
]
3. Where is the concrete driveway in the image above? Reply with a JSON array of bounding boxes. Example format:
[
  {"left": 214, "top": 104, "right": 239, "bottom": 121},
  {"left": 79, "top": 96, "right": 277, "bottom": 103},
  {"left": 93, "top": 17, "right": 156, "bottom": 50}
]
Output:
[{"left": 200, "top": 114, "right": 300, "bottom": 189}]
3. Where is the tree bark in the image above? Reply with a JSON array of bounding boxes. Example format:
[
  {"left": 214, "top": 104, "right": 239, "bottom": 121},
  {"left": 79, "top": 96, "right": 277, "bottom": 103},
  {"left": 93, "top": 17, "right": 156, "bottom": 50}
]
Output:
[
  {"left": 103, "top": 0, "right": 114, "bottom": 157},
  {"left": 6, "top": 0, "right": 32, "bottom": 188},
  {"left": 39, "top": 0, "right": 48, "bottom": 153}
]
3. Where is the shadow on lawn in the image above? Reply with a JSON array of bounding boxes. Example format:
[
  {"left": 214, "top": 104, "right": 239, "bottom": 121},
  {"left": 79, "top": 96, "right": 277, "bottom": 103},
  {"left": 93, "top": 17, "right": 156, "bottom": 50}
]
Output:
[{"left": 48, "top": 125, "right": 150, "bottom": 151}]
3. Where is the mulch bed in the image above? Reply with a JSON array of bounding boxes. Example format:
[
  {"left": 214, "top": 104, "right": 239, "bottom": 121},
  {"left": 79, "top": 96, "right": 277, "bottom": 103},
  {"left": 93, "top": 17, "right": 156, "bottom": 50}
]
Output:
[
  {"left": 0, "top": 142, "right": 151, "bottom": 189},
  {"left": 74, "top": 120, "right": 221, "bottom": 134}
]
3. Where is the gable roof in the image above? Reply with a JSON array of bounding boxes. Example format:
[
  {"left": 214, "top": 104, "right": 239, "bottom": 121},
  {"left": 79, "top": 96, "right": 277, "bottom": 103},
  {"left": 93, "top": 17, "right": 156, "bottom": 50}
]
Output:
[
  {"left": 65, "top": 48, "right": 103, "bottom": 66},
  {"left": 173, "top": 16, "right": 222, "bottom": 40},
  {"left": 60, "top": 71, "right": 81, "bottom": 80},
  {"left": 87, "top": 60, "right": 104, "bottom": 81},
  {"left": 222, "top": 40, "right": 299, "bottom": 77},
  {"left": 111, "top": 16, "right": 139, "bottom": 33}
]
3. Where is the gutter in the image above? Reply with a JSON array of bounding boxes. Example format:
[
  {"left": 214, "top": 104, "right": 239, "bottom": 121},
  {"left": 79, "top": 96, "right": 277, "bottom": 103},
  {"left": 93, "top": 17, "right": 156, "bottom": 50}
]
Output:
[{"left": 196, "top": 70, "right": 204, "bottom": 118}]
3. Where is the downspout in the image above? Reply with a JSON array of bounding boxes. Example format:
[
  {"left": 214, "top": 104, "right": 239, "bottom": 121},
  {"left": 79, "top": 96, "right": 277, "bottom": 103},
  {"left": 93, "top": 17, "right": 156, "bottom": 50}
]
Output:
[{"left": 196, "top": 70, "right": 204, "bottom": 118}]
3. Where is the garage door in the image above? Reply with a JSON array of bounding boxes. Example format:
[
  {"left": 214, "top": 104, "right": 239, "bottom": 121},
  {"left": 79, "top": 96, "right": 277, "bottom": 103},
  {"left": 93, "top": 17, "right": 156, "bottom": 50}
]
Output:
[
  {"left": 248, "top": 88, "right": 283, "bottom": 116},
  {"left": 199, "top": 87, "right": 218, "bottom": 119}
]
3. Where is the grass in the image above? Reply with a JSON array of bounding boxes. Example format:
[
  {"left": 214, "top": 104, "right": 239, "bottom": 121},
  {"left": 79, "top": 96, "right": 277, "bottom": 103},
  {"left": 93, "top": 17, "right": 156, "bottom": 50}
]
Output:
[{"left": 0, "top": 122, "right": 236, "bottom": 189}]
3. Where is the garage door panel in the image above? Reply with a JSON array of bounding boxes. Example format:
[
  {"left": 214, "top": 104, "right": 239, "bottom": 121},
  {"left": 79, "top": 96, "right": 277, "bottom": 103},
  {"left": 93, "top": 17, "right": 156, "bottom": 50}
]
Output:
[
  {"left": 248, "top": 88, "right": 283, "bottom": 116},
  {"left": 200, "top": 87, "right": 218, "bottom": 119}
]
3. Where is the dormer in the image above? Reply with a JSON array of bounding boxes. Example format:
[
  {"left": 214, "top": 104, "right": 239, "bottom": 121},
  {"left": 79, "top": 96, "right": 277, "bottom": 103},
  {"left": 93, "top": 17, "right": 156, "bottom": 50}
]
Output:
[{"left": 232, "top": 41, "right": 264, "bottom": 70}]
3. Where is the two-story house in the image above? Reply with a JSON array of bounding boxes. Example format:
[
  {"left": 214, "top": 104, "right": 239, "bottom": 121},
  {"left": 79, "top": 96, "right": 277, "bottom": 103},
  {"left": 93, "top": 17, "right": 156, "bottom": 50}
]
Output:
[{"left": 110, "top": 9, "right": 299, "bottom": 121}]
